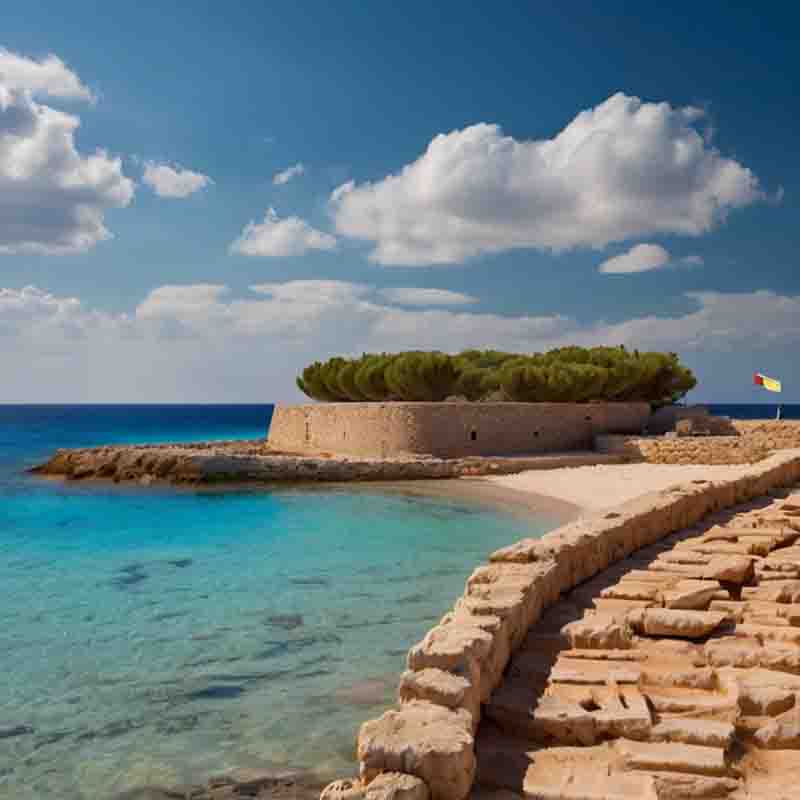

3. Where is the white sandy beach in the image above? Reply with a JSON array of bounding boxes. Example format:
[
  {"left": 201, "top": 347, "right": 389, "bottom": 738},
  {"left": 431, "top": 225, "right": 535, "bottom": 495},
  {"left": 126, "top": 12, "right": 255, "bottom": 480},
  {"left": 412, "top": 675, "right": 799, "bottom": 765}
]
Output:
[{"left": 485, "top": 462, "right": 748, "bottom": 512}]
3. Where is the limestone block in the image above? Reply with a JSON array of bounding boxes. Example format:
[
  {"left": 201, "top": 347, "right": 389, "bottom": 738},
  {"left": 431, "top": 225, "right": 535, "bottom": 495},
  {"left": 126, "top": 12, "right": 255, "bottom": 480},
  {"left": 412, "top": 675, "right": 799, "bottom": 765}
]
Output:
[
  {"left": 365, "top": 772, "right": 430, "bottom": 800},
  {"left": 527, "top": 694, "right": 597, "bottom": 745},
  {"left": 735, "top": 623, "right": 800, "bottom": 644},
  {"left": 645, "top": 772, "right": 740, "bottom": 799},
  {"left": 398, "top": 669, "right": 480, "bottom": 731},
  {"left": 321, "top": 778, "right": 366, "bottom": 800},
  {"left": 408, "top": 623, "right": 493, "bottom": 697},
  {"left": 649, "top": 719, "right": 734, "bottom": 748},
  {"left": 550, "top": 657, "right": 641, "bottom": 685},
  {"left": 562, "top": 614, "right": 633, "bottom": 650},
  {"left": 615, "top": 739, "right": 729, "bottom": 776},
  {"left": 705, "top": 638, "right": 761, "bottom": 669},
  {"left": 754, "top": 713, "right": 800, "bottom": 749},
  {"left": 601, "top": 582, "right": 661, "bottom": 601},
  {"left": 357, "top": 702, "right": 474, "bottom": 800},
  {"left": 656, "top": 550, "right": 712, "bottom": 566},
  {"left": 660, "top": 580, "right": 720, "bottom": 610},
  {"left": 489, "top": 538, "right": 544, "bottom": 564},
  {"left": 742, "top": 581, "right": 800, "bottom": 603},
  {"left": 627, "top": 608, "right": 726, "bottom": 639},
  {"left": 439, "top": 610, "right": 511, "bottom": 695},
  {"left": 593, "top": 687, "right": 652, "bottom": 740},
  {"left": 593, "top": 598, "right": 656, "bottom": 617},
  {"left": 739, "top": 685, "right": 796, "bottom": 716},
  {"left": 641, "top": 666, "right": 716, "bottom": 690},
  {"left": 703, "top": 556, "right": 753, "bottom": 583}
]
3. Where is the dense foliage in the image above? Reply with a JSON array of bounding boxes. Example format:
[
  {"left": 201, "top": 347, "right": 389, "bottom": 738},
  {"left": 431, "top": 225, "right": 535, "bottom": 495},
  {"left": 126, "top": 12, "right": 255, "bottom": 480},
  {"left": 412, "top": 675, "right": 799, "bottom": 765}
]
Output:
[{"left": 296, "top": 346, "right": 696, "bottom": 405}]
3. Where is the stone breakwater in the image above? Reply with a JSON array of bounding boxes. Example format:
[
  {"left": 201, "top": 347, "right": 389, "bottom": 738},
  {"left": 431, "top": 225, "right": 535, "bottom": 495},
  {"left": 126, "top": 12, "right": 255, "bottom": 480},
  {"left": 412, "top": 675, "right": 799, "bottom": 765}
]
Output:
[
  {"left": 30, "top": 442, "right": 624, "bottom": 485},
  {"left": 321, "top": 450, "right": 800, "bottom": 800},
  {"left": 597, "top": 420, "right": 800, "bottom": 466}
]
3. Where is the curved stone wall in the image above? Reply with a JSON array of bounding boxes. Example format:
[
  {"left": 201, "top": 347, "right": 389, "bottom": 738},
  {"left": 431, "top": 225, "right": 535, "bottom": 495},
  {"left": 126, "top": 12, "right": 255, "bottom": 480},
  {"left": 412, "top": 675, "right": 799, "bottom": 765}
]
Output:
[
  {"left": 268, "top": 402, "right": 651, "bottom": 458},
  {"left": 334, "top": 450, "right": 800, "bottom": 800}
]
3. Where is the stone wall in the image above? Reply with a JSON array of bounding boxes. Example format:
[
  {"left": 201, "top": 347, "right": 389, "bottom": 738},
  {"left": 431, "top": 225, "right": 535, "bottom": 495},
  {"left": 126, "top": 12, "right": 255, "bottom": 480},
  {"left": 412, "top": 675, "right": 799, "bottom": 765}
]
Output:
[
  {"left": 596, "top": 420, "right": 800, "bottom": 466},
  {"left": 333, "top": 450, "right": 800, "bottom": 800},
  {"left": 268, "top": 402, "right": 650, "bottom": 459}
]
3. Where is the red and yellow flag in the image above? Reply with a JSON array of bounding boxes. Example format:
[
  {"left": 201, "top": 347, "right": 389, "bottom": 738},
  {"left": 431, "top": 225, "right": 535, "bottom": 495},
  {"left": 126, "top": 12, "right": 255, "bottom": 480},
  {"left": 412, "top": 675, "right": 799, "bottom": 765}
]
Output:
[{"left": 754, "top": 372, "right": 782, "bottom": 393}]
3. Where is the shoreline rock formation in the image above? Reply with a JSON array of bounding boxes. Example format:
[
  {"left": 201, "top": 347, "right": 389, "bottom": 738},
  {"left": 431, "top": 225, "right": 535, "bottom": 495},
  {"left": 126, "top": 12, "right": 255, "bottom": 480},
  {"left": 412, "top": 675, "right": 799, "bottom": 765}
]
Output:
[{"left": 29, "top": 441, "right": 626, "bottom": 485}]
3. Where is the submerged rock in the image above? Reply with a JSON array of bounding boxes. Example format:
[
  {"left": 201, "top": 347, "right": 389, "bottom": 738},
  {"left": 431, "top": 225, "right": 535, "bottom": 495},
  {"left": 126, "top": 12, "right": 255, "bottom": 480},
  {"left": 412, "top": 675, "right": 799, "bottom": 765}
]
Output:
[
  {"left": 266, "top": 614, "right": 304, "bottom": 631},
  {"left": 0, "top": 724, "right": 34, "bottom": 738}
]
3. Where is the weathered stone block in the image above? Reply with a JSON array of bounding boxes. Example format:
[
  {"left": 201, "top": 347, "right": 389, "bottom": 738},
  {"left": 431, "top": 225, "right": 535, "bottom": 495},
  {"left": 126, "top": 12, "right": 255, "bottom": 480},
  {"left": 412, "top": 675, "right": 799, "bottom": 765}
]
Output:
[{"left": 358, "top": 702, "right": 475, "bottom": 800}]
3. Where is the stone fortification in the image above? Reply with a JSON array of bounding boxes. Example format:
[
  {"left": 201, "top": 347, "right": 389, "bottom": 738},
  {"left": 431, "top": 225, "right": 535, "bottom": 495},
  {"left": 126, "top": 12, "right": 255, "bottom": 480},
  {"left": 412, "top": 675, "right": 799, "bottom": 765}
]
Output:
[
  {"left": 323, "top": 449, "right": 800, "bottom": 800},
  {"left": 267, "top": 402, "right": 651, "bottom": 459},
  {"left": 597, "top": 420, "right": 800, "bottom": 466}
]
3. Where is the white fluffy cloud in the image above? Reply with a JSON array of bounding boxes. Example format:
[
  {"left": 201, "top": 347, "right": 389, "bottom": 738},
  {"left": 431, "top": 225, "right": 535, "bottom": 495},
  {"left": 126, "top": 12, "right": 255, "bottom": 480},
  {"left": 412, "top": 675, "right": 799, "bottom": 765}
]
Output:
[
  {"left": 0, "top": 48, "right": 134, "bottom": 255},
  {"left": 331, "top": 93, "right": 763, "bottom": 266},
  {"left": 0, "top": 48, "right": 93, "bottom": 100},
  {"left": 4, "top": 281, "right": 800, "bottom": 401},
  {"left": 272, "top": 163, "right": 305, "bottom": 185},
  {"left": 142, "top": 162, "right": 212, "bottom": 198},
  {"left": 599, "top": 243, "right": 671, "bottom": 274},
  {"left": 230, "top": 208, "right": 337, "bottom": 257},
  {"left": 379, "top": 287, "right": 478, "bottom": 306}
]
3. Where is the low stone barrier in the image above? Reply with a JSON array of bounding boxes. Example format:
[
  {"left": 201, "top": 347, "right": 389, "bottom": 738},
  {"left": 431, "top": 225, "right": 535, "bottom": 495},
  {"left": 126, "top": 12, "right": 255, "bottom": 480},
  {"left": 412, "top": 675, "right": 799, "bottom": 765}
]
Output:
[
  {"left": 595, "top": 434, "right": 772, "bottom": 464},
  {"left": 597, "top": 421, "right": 800, "bottom": 466},
  {"left": 328, "top": 449, "right": 800, "bottom": 800}
]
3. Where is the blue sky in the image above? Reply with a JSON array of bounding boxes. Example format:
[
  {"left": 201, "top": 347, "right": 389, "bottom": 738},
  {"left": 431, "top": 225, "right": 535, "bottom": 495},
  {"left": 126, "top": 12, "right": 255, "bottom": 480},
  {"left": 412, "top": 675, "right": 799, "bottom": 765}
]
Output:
[{"left": 1, "top": 2, "right": 797, "bottom": 402}]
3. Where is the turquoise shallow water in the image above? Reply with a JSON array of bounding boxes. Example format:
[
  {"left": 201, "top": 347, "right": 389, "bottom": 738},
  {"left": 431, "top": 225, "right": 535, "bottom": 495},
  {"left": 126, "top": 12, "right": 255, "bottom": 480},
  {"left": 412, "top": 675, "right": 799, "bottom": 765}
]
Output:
[{"left": 0, "top": 406, "right": 561, "bottom": 799}]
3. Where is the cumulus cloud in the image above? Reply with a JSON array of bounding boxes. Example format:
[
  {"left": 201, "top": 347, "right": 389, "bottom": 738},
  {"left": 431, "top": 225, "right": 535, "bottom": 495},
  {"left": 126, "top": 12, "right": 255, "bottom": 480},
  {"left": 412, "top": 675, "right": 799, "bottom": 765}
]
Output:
[
  {"left": 230, "top": 208, "right": 337, "bottom": 257},
  {"left": 272, "top": 163, "right": 305, "bottom": 185},
  {"left": 0, "top": 47, "right": 93, "bottom": 100},
  {"left": 5, "top": 280, "right": 800, "bottom": 402},
  {"left": 379, "top": 287, "right": 478, "bottom": 306},
  {"left": 142, "top": 162, "right": 213, "bottom": 198},
  {"left": 599, "top": 243, "right": 670, "bottom": 274},
  {"left": 0, "top": 49, "right": 134, "bottom": 255},
  {"left": 330, "top": 93, "right": 763, "bottom": 266}
]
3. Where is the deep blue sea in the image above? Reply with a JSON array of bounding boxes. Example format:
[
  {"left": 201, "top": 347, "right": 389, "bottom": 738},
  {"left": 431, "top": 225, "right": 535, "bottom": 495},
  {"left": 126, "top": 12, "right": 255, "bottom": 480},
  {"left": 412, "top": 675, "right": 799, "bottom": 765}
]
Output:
[
  {"left": 0, "top": 405, "right": 559, "bottom": 799},
  {"left": 706, "top": 403, "right": 800, "bottom": 420}
]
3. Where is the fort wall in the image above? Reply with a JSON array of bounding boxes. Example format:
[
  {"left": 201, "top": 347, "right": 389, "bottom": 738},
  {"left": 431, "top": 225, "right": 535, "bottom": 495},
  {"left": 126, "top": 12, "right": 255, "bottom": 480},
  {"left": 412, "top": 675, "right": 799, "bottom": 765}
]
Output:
[{"left": 267, "top": 402, "right": 651, "bottom": 458}]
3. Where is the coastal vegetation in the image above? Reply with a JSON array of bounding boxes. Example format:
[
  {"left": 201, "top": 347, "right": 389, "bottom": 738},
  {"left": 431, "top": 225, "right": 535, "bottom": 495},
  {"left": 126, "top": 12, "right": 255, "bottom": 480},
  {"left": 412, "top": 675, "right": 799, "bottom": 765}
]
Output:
[{"left": 296, "top": 346, "right": 696, "bottom": 405}]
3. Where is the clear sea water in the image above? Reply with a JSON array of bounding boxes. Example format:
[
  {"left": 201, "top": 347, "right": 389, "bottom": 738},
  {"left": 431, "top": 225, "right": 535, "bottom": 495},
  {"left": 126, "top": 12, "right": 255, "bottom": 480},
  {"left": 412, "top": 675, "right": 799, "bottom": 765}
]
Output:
[{"left": 0, "top": 405, "right": 561, "bottom": 799}]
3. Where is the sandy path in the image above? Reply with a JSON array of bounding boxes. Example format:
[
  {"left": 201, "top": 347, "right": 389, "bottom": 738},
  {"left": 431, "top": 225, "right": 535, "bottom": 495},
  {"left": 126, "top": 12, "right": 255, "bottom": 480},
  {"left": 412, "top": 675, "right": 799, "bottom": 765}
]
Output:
[{"left": 484, "top": 462, "right": 747, "bottom": 512}]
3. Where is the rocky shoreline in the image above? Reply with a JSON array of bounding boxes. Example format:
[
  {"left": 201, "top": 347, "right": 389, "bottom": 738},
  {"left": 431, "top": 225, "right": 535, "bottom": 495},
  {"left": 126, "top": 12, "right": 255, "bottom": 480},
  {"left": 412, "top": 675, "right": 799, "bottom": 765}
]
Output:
[{"left": 29, "top": 441, "right": 625, "bottom": 486}]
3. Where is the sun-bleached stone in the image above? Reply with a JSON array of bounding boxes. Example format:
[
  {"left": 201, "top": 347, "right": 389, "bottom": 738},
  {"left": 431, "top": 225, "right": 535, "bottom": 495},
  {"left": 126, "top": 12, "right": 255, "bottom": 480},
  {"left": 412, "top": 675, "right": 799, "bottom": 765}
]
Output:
[
  {"left": 615, "top": 739, "right": 729, "bottom": 776},
  {"left": 562, "top": 614, "right": 633, "bottom": 650},
  {"left": 649, "top": 718, "right": 734, "bottom": 748},
  {"left": 627, "top": 608, "right": 726, "bottom": 639},
  {"left": 358, "top": 702, "right": 474, "bottom": 800},
  {"left": 399, "top": 668, "right": 480, "bottom": 731}
]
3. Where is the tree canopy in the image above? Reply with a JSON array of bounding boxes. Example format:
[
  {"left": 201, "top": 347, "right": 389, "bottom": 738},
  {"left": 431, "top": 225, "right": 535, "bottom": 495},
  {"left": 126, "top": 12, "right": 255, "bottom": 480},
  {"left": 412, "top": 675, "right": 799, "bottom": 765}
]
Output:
[{"left": 296, "top": 347, "right": 696, "bottom": 406}]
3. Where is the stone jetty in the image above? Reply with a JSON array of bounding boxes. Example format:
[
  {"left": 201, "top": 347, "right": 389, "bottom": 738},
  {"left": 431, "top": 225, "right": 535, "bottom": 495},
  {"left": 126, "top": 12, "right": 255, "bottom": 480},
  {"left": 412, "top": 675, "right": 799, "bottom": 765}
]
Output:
[
  {"left": 322, "top": 450, "right": 800, "bottom": 800},
  {"left": 30, "top": 440, "right": 625, "bottom": 484}
]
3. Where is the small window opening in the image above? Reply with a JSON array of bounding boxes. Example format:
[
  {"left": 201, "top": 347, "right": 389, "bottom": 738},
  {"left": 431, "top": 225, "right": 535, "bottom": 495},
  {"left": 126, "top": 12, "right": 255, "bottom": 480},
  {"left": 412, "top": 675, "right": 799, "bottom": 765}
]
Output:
[
  {"left": 304, "top": 421, "right": 310, "bottom": 442},
  {"left": 470, "top": 430, "right": 478, "bottom": 441},
  {"left": 585, "top": 415, "right": 592, "bottom": 422},
  {"left": 533, "top": 431, "right": 540, "bottom": 438}
]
